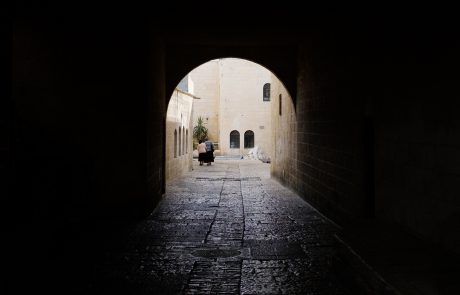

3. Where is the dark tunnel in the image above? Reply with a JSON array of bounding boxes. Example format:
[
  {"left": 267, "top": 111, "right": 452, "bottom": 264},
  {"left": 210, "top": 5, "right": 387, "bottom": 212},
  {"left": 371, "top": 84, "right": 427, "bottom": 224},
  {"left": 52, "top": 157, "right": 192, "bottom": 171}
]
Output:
[{"left": 9, "top": 4, "right": 460, "bottom": 294}]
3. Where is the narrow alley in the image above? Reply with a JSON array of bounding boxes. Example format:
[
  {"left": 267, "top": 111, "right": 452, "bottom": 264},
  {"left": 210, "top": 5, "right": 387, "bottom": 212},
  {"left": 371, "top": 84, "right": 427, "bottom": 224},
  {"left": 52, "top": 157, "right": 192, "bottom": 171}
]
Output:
[
  {"left": 92, "top": 159, "right": 348, "bottom": 294},
  {"left": 12, "top": 8, "right": 460, "bottom": 295}
]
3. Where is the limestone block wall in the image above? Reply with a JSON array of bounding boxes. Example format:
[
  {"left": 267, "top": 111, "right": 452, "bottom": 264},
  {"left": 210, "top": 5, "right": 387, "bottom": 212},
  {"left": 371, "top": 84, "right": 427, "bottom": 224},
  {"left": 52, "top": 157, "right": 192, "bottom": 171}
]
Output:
[
  {"left": 372, "top": 37, "right": 460, "bottom": 256},
  {"left": 290, "top": 42, "right": 369, "bottom": 224},
  {"left": 189, "top": 60, "right": 220, "bottom": 143},
  {"left": 165, "top": 89, "right": 194, "bottom": 182},
  {"left": 218, "top": 58, "right": 272, "bottom": 157},
  {"left": 271, "top": 77, "right": 298, "bottom": 189}
]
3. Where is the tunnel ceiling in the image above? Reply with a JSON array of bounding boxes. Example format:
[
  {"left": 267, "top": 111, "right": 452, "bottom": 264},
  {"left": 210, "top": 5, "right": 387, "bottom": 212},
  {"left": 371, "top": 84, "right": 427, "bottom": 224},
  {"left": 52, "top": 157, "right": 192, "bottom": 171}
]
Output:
[{"left": 164, "top": 31, "right": 299, "bottom": 104}]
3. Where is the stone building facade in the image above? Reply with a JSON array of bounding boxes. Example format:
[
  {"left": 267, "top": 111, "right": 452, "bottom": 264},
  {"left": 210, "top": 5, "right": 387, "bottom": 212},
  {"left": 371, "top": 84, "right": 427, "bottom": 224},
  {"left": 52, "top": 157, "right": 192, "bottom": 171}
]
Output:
[
  {"left": 167, "top": 59, "right": 294, "bottom": 182},
  {"left": 188, "top": 60, "right": 220, "bottom": 146},
  {"left": 189, "top": 58, "right": 274, "bottom": 157},
  {"left": 165, "top": 89, "right": 194, "bottom": 181}
]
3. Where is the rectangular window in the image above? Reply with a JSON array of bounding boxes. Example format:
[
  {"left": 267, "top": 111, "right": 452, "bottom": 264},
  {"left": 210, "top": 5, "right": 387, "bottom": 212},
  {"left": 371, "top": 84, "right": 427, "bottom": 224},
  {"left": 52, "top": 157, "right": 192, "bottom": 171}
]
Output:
[{"left": 279, "top": 94, "right": 282, "bottom": 116}]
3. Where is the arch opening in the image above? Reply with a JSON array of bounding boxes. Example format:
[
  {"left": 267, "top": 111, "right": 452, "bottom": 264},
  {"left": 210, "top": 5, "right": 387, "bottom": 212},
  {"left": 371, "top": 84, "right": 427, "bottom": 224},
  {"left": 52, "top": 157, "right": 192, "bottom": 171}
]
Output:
[
  {"left": 164, "top": 57, "right": 296, "bottom": 185},
  {"left": 230, "top": 130, "right": 240, "bottom": 149},
  {"left": 244, "top": 130, "right": 254, "bottom": 149}
]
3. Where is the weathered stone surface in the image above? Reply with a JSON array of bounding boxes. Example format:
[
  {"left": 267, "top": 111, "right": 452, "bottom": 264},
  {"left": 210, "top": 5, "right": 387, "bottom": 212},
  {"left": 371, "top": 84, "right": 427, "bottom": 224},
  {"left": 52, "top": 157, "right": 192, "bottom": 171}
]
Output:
[
  {"left": 245, "top": 146, "right": 271, "bottom": 163},
  {"left": 91, "top": 160, "right": 349, "bottom": 294}
]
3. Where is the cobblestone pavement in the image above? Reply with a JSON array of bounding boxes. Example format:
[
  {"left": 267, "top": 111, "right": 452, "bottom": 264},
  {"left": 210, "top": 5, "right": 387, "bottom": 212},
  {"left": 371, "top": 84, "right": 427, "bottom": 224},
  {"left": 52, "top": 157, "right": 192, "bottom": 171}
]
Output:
[{"left": 92, "top": 160, "right": 349, "bottom": 294}]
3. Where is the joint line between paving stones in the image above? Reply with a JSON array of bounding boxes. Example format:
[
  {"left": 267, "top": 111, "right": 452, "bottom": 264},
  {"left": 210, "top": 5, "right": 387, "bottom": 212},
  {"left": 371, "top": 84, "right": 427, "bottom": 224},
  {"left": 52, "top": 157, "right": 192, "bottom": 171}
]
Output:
[
  {"left": 184, "top": 261, "right": 198, "bottom": 292},
  {"left": 238, "top": 166, "right": 245, "bottom": 295},
  {"left": 218, "top": 177, "right": 224, "bottom": 207},
  {"left": 204, "top": 178, "right": 225, "bottom": 244},
  {"left": 240, "top": 176, "right": 246, "bottom": 247},
  {"left": 237, "top": 259, "right": 243, "bottom": 294}
]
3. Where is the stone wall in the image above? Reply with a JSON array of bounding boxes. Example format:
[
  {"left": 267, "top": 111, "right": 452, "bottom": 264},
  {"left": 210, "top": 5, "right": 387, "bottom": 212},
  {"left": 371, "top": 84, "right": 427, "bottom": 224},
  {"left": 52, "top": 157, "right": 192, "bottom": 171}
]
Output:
[
  {"left": 270, "top": 77, "right": 298, "bottom": 189},
  {"left": 165, "top": 89, "right": 194, "bottom": 181},
  {"left": 11, "top": 18, "right": 161, "bottom": 292},
  {"left": 190, "top": 58, "right": 273, "bottom": 157},
  {"left": 291, "top": 39, "right": 369, "bottom": 223},
  {"left": 218, "top": 59, "right": 272, "bottom": 157},
  {"left": 270, "top": 28, "right": 460, "bottom": 256},
  {"left": 189, "top": 60, "right": 220, "bottom": 143},
  {"left": 372, "top": 31, "right": 460, "bottom": 255}
]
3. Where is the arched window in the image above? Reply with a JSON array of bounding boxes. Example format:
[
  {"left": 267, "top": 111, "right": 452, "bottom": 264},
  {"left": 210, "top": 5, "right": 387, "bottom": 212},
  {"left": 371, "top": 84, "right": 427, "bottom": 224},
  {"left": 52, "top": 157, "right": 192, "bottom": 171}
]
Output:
[
  {"left": 263, "top": 83, "right": 270, "bottom": 101},
  {"left": 179, "top": 127, "right": 182, "bottom": 156},
  {"left": 174, "top": 129, "right": 177, "bottom": 158},
  {"left": 230, "top": 130, "right": 240, "bottom": 148},
  {"left": 244, "top": 130, "right": 254, "bottom": 148}
]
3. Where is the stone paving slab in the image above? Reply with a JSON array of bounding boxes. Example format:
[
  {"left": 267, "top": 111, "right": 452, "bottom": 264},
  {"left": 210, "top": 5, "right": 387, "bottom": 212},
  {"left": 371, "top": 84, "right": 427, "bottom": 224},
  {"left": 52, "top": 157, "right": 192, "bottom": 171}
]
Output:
[
  {"left": 241, "top": 259, "right": 343, "bottom": 295},
  {"left": 91, "top": 160, "right": 350, "bottom": 294},
  {"left": 184, "top": 261, "right": 242, "bottom": 294}
]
